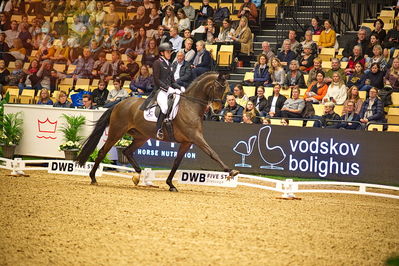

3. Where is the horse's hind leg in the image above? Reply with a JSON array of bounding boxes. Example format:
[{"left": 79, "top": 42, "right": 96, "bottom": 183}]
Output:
[
  {"left": 166, "top": 142, "right": 191, "bottom": 192},
  {"left": 122, "top": 137, "right": 148, "bottom": 185},
  {"left": 90, "top": 129, "right": 125, "bottom": 184}
]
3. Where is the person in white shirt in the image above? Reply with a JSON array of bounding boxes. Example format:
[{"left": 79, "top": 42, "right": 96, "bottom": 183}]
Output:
[
  {"left": 323, "top": 72, "right": 348, "bottom": 105},
  {"left": 4, "top": 20, "right": 19, "bottom": 48},
  {"left": 177, "top": 9, "right": 190, "bottom": 32},
  {"left": 169, "top": 26, "right": 183, "bottom": 53}
]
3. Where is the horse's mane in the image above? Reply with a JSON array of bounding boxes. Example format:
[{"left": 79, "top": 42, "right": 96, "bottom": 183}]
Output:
[{"left": 184, "top": 71, "right": 219, "bottom": 94}]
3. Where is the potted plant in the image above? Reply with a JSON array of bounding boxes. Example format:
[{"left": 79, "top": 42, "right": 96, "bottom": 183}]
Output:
[
  {"left": 58, "top": 114, "right": 86, "bottom": 160},
  {"left": 115, "top": 135, "right": 133, "bottom": 164},
  {"left": 0, "top": 112, "right": 23, "bottom": 159}
]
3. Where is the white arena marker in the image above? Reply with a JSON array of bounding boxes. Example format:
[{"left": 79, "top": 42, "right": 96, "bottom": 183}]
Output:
[
  {"left": 178, "top": 170, "right": 238, "bottom": 188},
  {"left": 48, "top": 160, "right": 103, "bottom": 177}
]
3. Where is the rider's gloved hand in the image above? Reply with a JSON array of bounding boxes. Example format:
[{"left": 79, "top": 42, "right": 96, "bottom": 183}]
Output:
[
  {"left": 167, "top": 87, "right": 175, "bottom": 94},
  {"left": 180, "top": 86, "right": 186, "bottom": 93}
]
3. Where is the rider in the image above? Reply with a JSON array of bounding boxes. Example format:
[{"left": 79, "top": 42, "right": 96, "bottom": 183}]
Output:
[{"left": 153, "top": 42, "right": 184, "bottom": 140}]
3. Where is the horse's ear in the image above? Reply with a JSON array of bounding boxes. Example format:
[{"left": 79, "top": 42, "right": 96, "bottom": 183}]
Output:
[{"left": 217, "top": 72, "right": 227, "bottom": 81}]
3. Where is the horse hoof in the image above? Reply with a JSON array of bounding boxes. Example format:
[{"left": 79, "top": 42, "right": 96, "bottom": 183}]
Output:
[
  {"left": 169, "top": 187, "right": 178, "bottom": 192},
  {"left": 132, "top": 174, "right": 140, "bottom": 186},
  {"left": 227, "top": 169, "right": 240, "bottom": 180},
  {"left": 90, "top": 181, "right": 98, "bottom": 185}
]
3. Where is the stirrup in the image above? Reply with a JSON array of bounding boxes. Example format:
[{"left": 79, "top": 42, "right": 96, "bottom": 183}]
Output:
[{"left": 156, "top": 129, "right": 164, "bottom": 140}]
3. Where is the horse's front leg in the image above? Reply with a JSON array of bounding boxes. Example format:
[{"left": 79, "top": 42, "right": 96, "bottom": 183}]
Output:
[
  {"left": 194, "top": 136, "right": 239, "bottom": 179},
  {"left": 166, "top": 142, "right": 192, "bottom": 192}
]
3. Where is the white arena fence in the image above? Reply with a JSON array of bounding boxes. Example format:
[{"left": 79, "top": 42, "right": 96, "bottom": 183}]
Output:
[{"left": 1, "top": 157, "right": 398, "bottom": 200}]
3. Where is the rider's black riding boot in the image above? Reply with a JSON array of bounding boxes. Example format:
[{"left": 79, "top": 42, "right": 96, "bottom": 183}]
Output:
[{"left": 156, "top": 112, "right": 166, "bottom": 140}]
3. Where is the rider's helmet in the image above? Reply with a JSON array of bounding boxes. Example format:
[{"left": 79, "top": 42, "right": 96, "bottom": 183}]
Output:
[{"left": 159, "top": 42, "right": 173, "bottom": 52}]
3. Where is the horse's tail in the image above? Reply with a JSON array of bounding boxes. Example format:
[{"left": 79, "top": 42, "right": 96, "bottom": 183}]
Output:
[{"left": 76, "top": 106, "right": 115, "bottom": 166}]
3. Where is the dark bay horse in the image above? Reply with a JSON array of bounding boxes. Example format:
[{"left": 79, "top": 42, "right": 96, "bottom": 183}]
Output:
[{"left": 76, "top": 72, "right": 239, "bottom": 191}]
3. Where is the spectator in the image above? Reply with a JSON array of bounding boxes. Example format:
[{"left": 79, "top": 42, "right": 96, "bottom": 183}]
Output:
[
  {"left": 5, "top": 60, "right": 25, "bottom": 90},
  {"left": 4, "top": 20, "right": 19, "bottom": 48},
  {"left": 163, "top": 6, "right": 178, "bottom": 31},
  {"left": 197, "top": 0, "right": 214, "bottom": 25},
  {"left": 242, "top": 112, "right": 255, "bottom": 124},
  {"left": 232, "top": 84, "right": 249, "bottom": 107},
  {"left": 384, "top": 57, "right": 399, "bottom": 92},
  {"left": 216, "top": 19, "right": 235, "bottom": 43},
  {"left": 304, "top": 70, "right": 328, "bottom": 103},
  {"left": 130, "top": 65, "right": 154, "bottom": 95},
  {"left": 177, "top": 9, "right": 190, "bottom": 32},
  {"left": 161, "top": 0, "right": 178, "bottom": 15},
  {"left": 280, "top": 118, "right": 289, "bottom": 126},
  {"left": 262, "top": 117, "right": 271, "bottom": 125},
  {"left": 90, "top": 40, "right": 103, "bottom": 61},
  {"left": 371, "top": 19, "right": 386, "bottom": 45},
  {"left": 359, "top": 87, "right": 385, "bottom": 124},
  {"left": 90, "top": 27, "right": 104, "bottom": 47},
  {"left": 282, "top": 30, "right": 300, "bottom": 54},
  {"left": 155, "top": 25, "right": 170, "bottom": 46},
  {"left": 220, "top": 93, "right": 244, "bottom": 123},
  {"left": 132, "top": 27, "right": 148, "bottom": 55},
  {"left": 343, "top": 86, "right": 363, "bottom": 115},
  {"left": 323, "top": 72, "right": 348, "bottom": 105},
  {"left": 307, "top": 17, "right": 323, "bottom": 35},
  {"left": 345, "top": 45, "right": 366, "bottom": 75},
  {"left": 364, "top": 33, "right": 380, "bottom": 58},
  {"left": 231, "top": 17, "right": 253, "bottom": 55},
  {"left": 325, "top": 58, "right": 346, "bottom": 83},
  {"left": 277, "top": 39, "right": 297, "bottom": 70},
  {"left": 17, "top": 14, "right": 30, "bottom": 33},
  {"left": 307, "top": 57, "right": 322, "bottom": 86},
  {"left": 142, "top": 39, "right": 159, "bottom": 67},
  {"left": 105, "top": 78, "right": 129, "bottom": 107},
  {"left": 263, "top": 83, "right": 287, "bottom": 118},
  {"left": 337, "top": 100, "right": 361, "bottom": 130},
  {"left": 318, "top": 19, "right": 336, "bottom": 49},
  {"left": 245, "top": 54, "right": 270, "bottom": 87},
  {"left": 145, "top": 8, "right": 161, "bottom": 38},
  {"left": 237, "top": 0, "right": 258, "bottom": 25},
  {"left": 24, "top": 59, "right": 41, "bottom": 92},
  {"left": 343, "top": 29, "right": 368, "bottom": 60},
  {"left": 298, "top": 44, "right": 315, "bottom": 72},
  {"left": 0, "top": 13, "right": 10, "bottom": 31},
  {"left": 130, "top": 6, "right": 149, "bottom": 31},
  {"left": 103, "top": 3, "right": 120, "bottom": 29},
  {"left": 347, "top": 62, "right": 366, "bottom": 90},
  {"left": 117, "top": 27, "right": 134, "bottom": 54},
  {"left": 92, "top": 80, "right": 109, "bottom": 107},
  {"left": 169, "top": 26, "right": 183, "bottom": 54},
  {"left": 93, "top": 2, "right": 106, "bottom": 26},
  {"left": 268, "top": 57, "right": 286, "bottom": 86},
  {"left": 9, "top": 38, "right": 26, "bottom": 60},
  {"left": 243, "top": 100, "right": 261, "bottom": 123},
  {"left": 313, "top": 102, "right": 341, "bottom": 128},
  {"left": 36, "top": 88, "right": 53, "bottom": 105},
  {"left": 182, "top": 0, "right": 196, "bottom": 21},
  {"left": 191, "top": 40, "right": 211, "bottom": 79},
  {"left": 204, "top": 18, "right": 218, "bottom": 44},
  {"left": 37, "top": 62, "right": 63, "bottom": 93},
  {"left": 172, "top": 51, "right": 192, "bottom": 87},
  {"left": 281, "top": 87, "right": 305, "bottom": 118},
  {"left": 75, "top": 2, "right": 90, "bottom": 25},
  {"left": 92, "top": 52, "right": 112, "bottom": 80},
  {"left": 383, "top": 21, "right": 399, "bottom": 57},
  {"left": 364, "top": 63, "right": 385, "bottom": 91},
  {"left": 72, "top": 47, "right": 94, "bottom": 79},
  {"left": 0, "top": 59, "right": 10, "bottom": 93},
  {"left": 284, "top": 60, "right": 306, "bottom": 89},
  {"left": 53, "top": 91, "right": 72, "bottom": 108},
  {"left": 0, "top": 33, "right": 10, "bottom": 62},
  {"left": 53, "top": 13, "right": 68, "bottom": 38},
  {"left": 81, "top": 94, "right": 97, "bottom": 109},
  {"left": 299, "top": 30, "right": 318, "bottom": 56},
  {"left": 224, "top": 111, "right": 234, "bottom": 123},
  {"left": 367, "top": 44, "right": 387, "bottom": 72},
  {"left": 179, "top": 37, "right": 195, "bottom": 63},
  {"left": 18, "top": 24, "right": 32, "bottom": 52},
  {"left": 121, "top": 51, "right": 140, "bottom": 81},
  {"left": 260, "top": 41, "right": 275, "bottom": 63},
  {"left": 249, "top": 86, "right": 268, "bottom": 113}
]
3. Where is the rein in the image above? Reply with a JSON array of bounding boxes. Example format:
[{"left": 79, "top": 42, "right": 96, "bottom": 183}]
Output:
[{"left": 176, "top": 79, "right": 225, "bottom": 106}]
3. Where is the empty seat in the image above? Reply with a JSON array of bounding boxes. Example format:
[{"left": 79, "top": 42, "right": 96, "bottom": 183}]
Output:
[
  {"left": 387, "top": 125, "right": 399, "bottom": 132},
  {"left": 289, "top": 119, "right": 304, "bottom": 127},
  {"left": 243, "top": 72, "right": 254, "bottom": 81},
  {"left": 243, "top": 86, "right": 256, "bottom": 97},
  {"left": 367, "top": 124, "right": 383, "bottom": 131}
]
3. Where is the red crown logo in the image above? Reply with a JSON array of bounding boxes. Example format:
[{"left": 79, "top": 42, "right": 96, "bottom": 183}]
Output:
[{"left": 38, "top": 118, "right": 58, "bottom": 133}]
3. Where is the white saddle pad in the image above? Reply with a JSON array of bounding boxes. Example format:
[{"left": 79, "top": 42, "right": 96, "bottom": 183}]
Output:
[{"left": 143, "top": 94, "right": 180, "bottom": 122}]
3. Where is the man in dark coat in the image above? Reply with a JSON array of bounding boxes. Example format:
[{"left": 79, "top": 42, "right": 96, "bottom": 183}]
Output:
[{"left": 172, "top": 51, "right": 192, "bottom": 87}]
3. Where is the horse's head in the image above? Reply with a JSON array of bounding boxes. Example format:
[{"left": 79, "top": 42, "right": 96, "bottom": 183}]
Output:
[{"left": 209, "top": 73, "right": 229, "bottom": 113}]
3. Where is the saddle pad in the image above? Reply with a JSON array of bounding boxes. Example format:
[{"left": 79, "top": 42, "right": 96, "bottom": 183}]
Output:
[{"left": 143, "top": 94, "right": 180, "bottom": 122}]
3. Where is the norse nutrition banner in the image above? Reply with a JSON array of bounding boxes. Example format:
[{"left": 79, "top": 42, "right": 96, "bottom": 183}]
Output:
[{"left": 134, "top": 122, "right": 399, "bottom": 186}]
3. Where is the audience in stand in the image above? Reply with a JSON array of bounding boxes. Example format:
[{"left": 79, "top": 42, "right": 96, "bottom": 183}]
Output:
[
  {"left": 323, "top": 72, "right": 348, "bottom": 105},
  {"left": 313, "top": 102, "right": 341, "bottom": 128},
  {"left": 359, "top": 87, "right": 385, "bottom": 125},
  {"left": 318, "top": 20, "right": 336, "bottom": 49},
  {"left": 221, "top": 93, "right": 244, "bottom": 123},
  {"left": 53, "top": 90, "right": 72, "bottom": 108},
  {"left": 281, "top": 87, "right": 305, "bottom": 118},
  {"left": 343, "top": 86, "right": 363, "bottom": 114},
  {"left": 263, "top": 83, "right": 287, "bottom": 118},
  {"left": 337, "top": 100, "right": 361, "bottom": 130},
  {"left": 304, "top": 70, "right": 328, "bottom": 104}
]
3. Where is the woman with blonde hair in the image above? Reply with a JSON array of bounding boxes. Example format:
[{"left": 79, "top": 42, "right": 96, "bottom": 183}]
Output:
[
  {"left": 268, "top": 57, "right": 285, "bottom": 86},
  {"left": 384, "top": 57, "right": 399, "bottom": 91},
  {"left": 307, "top": 57, "right": 322, "bottom": 86},
  {"left": 232, "top": 84, "right": 249, "bottom": 107},
  {"left": 231, "top": 17, "right": 253, "bottom": 55},
  {"left": 37, "top": 88, "right": 53, "bottom": 105},
  {"left": 342, "top": 86, "right": 363, "bottom": 114},
  {"left": 244, "top": 100, "right": 260, "bottom": 123},
  {"left": 162, "top": 6, "right": 178, "bottom": 31},
  {"left": 323, "top": 72, "right": 348, "bottom": 105}
]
